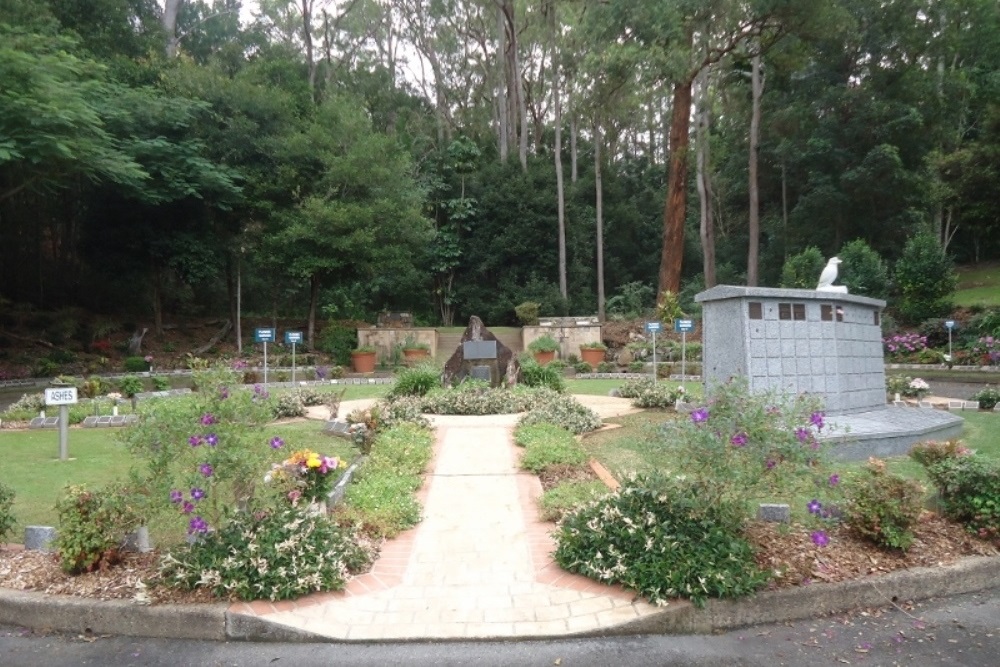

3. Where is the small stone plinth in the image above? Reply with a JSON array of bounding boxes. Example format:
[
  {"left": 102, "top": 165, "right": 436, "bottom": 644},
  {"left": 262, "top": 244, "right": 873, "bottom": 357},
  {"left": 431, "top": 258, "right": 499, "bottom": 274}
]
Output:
[
  {"left": 24, "top": 526, "right": 57, "bottom": 552},
  {"left": 757, "top": 503, "right": 791, "bottom": 523},
  {"left": 122, "top": 525, "right": 152, "bottom": 553}
]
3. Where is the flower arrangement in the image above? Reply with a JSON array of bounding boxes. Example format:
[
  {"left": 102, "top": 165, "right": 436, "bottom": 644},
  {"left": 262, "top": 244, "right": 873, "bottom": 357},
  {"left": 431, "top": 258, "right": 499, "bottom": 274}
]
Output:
[
  {"left": 268, "top": 449, "right": 345, "bottom": 503},
  {"left": 882, "top": 332, "right": 928, "bottom": 360},
  {"left": 886, "top": 375, "right": 930, "bottom": 399},
  {"left": 905, "top": 377, "right": 930, "bottom": 399}
]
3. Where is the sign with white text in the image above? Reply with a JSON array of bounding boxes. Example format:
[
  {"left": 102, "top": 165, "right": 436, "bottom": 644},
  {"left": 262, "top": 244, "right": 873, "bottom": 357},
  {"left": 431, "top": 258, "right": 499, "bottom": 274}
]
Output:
[{"left": 44, "top": 387, "right": 78, "bottom": 406}]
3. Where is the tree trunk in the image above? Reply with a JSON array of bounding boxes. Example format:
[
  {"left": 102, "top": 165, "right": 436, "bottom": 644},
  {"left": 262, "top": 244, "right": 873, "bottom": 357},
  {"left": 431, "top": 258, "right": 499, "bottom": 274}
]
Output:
[
  {"left": 236, "top": 252, "right": 242, "bottom": 354},
  {"left": 496, "top": 3, "right": 508, "bottom": 163},
  {"left": 747, "top": 53, "right": 763, "bottom": 286},
  {"left": 302, "top": 0, "right": 316, "bottom": 97},
  {"left": 501, "top": 0, "right": 528, "bottom": 171},
  {"left": 658, "top": 78, "right": 694, "bottom": 298},
  {"left": 695, "top": 68, "right": 716, "bottom": 288},
  {"left": 570, "top": 106, "right": 578, "bottom": 183},
  {"left": 162, "top": 0, "right": 183, "bottom": 57},
  {"left": 594, "top": 119, "right": 605, "bottom": 321},
  {"left": 550, "top": 1, "right": 567, "bottom": 300},
  {"left": 308, "top": 274, "right": 319, "bottom": 350}
]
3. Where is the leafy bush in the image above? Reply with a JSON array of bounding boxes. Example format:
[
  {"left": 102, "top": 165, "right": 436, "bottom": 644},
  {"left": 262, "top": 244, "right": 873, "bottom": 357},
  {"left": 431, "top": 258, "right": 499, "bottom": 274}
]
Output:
[
  {"left": 893, "top": 231, "right": 957, "bottom": 324},
  {"left": 0, "top": 482, "right": 15, "bottom": 543},
  {"left": 844, "top": 459, "right": 925, "bottom": 551},
  {"left": 124, "top": 356, "right": 150, "bottom": 373},
  {"left": 617, "top": 378, "right": 685, "bottom": 408},
  {"left": 514, "top": 301, "right": 541, "bottom": 326},
  {"left": 296, "top": 388, "right": 327, "bottom": 407},
  {"left": 160, "top": 507, "right": 369, "bottom": 601},
  {"left": 341, "top": 424, "right": 432, "bottom": 537},
  {"left": 970, "top": 337, "right": 1000, "bottom": 366},
  {"left": 924, "top": 456, "right": 1000, "bottom": 539},
  {"left": 838, "top": 239, "right": 890, "bottom": 300},
  {"left": 909, "top": 440, "right": 972, "bottom": 468},
  {"left": 271, "top": 393, "right": 305, "bottom": 419},
  {"left": 5, "top": 392, "right": 44, "bottom": 414},
  {"left": 553, "top": 474, "right": 768, "bottom": 606},
  {"left": 882, "top": 332, "right": 928, "bottom": 359},
  {"left": 519, "top": 358, "right": 567, "bottom": 392},
  {"left": 596, "top": 361, "right": 615, "bottom": 373},
  {"left": 117, "top": 375, "right": 144, "bottom": 397},
  {"left": 55, "top": 485, "right": 141, "bottom": 574},
  {"left": 628, "top": 361, "right": 644, "bottom": 372},
  {"left": 780, "top": 246, "right": 825, "bottom": 289},
  {"left": 388, "top": 364, "right": 441, "bottom": 399},
  {"left": 319, "top": 323, "right": 358, "bottom": 366},
  {"left": 152, "top": 376, "right": 171, "bottom": 391},
  {"left": 515, "top": 423, "right": 588, "bottom": 474},
  {"left": 606, "top": 281, "right": 655, "bottom": 319},
  {"left": 574, "top": 361, "right": 593, "bottom": 373},
  {"left": 538, "top": 481, "right": 608, "bottom": 522},
  {"left": 971, "top": 385, "right": 1000, "bottom": 409},
  {"left": 527, "top": 334, "right": 559, "bottom": 353},
  {"left": 518, "top": 391, "right": 603, "bottom": 434},
  {"left": 421, "top": 381, "right": 537, "bottom": 415}
]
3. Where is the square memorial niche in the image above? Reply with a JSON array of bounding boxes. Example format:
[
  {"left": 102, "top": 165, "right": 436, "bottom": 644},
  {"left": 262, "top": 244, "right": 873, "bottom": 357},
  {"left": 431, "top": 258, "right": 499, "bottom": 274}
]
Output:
[{"left": 694, "top": 286, "right": 887, "bottom": 415}]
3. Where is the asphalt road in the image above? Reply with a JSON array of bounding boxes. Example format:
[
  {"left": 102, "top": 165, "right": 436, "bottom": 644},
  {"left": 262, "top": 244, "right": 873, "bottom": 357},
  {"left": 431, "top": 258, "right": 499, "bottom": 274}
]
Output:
[{"left": 2, "top": 588, "right": 998, "bottom": 667}]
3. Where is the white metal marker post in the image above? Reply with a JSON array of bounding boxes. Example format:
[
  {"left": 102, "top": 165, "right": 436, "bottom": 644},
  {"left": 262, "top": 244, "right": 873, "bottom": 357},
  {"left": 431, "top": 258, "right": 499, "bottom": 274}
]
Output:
[
  {"left": 674, "top": 319, "right": 695, "bottom": 392},
  {"left": 645, "top": 321, "right": 662, "bottom": 385},
  {"left": 45, "top": 386, "right": 78, "bottom": 461},
  {"left": 944, "top": 319, "right": 956, "bottom": 363},
  {"left": 285, "top": 331, "right": 303, "bottom": 384},
  {"left": 255, "top": 328, "right": 276, "bottom": 388}
]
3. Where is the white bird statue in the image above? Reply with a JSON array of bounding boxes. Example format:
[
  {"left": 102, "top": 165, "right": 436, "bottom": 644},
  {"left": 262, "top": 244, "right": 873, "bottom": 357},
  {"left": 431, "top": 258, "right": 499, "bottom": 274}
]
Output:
[{"left": 816, "top": 257, "right": 847, "bottom": 292}]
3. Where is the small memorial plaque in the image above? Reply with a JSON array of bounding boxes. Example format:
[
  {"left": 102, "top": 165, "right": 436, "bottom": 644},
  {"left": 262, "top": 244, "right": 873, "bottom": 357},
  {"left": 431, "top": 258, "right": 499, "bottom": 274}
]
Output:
[
  {"left": 109, "top": 415, "right": 126, "bottom": 426},
  {"left": 463, "top": 340, "right": 498, "bottom": 360},
  {"left": 83, "top": 416, "right": 99, "bottom": 428},
  {"left": 97, "top": 416, "right": 113, "bottom": 427},
  {"left": 470, "top": 365, "right": 492, "bottom": 382}
]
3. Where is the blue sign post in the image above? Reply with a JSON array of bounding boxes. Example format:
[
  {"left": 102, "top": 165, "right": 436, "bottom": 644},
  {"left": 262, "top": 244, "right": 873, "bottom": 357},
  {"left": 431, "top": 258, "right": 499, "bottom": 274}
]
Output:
[
  {"left": 674, "top": 319, "right": 695, "bottom": 391},
  {"left": 645, "top": 322, "right": 662, "bottom": 384},
  {"left": 255, "top": 328, "right": 276, "bottom": 386},
  {"left": 945, "top": 320, "right": 956, "bottom": 363},
  {"left": 285, "top": 331, "right": 303, "bottom": 384}
]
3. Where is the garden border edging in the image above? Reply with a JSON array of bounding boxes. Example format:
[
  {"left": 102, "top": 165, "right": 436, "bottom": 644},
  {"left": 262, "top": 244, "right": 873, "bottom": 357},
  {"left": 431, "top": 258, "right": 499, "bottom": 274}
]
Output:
[{"left": 2, "top": 555, "right": 998, "bottom": 642}]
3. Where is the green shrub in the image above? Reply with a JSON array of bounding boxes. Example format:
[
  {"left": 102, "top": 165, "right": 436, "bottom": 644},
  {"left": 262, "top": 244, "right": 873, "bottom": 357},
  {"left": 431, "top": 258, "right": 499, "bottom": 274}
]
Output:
[
  {"left": 617, "top": 378, "right": 685, "bottom": 408},
  {"left": 55, "top": 484, "right": 141, "bottom": 574},
  {"left": 596, "top": 361, "right": 615, "bottom": 373},
  {"left": 421, "top": 381, "right": 536, "bottom": 415},
  {"left": 838, "top": 239, "right": 890, "bottom": 300},
  {"left": 515, "top": 423, "right": 588, "bottom": 474},
  {"left": 160, "top": 507, "right": 369, "bottom": 601},
  {"left": 518, "top": 391, "right": 603, "bottom": 434},
  {"left": 117, "top": 375, "right": 144, "bottom": 397},
  {"left": 389, "top": 364, "right": 441, "bottom": 399},
  {"left": 519, "top": 358, "right": 567, "bottom": 392},
  {"left": 0, "top": 481, "right": 15, "bottom": 543},
  {"left": 628, "top": 361, "right": 644, "bottom": 372},
  {"left": 319, "top": 323, "right": 358, "bottom": 366},
  {"left": 124, "top": 356, "right": 150, "bottom": 373},
  {"left": 152, "top": 375, "right": 170, "bottom": 391},
  {"left": 81, "top": 376, "right": 112, "bottom": 399},
  {"left": 272, "top": 393, "right": 305, "bottom": 419},
  {"left": 780, "top": 246, "right": 825, "bottom": 289},
  {"left": 894, "top": 230, "right": 957, "bottom": 324},
  {"left": 553, "top": 474, "right": 768, "bottom": 606},
  {"left": 606, "top": 281, "right": 654, "bottom": 319},
  {"left": 574, "top": 361, "right": 593, "bottom": 373},
  {"left": 844, "top": 459, "right": 925, "bottom": 551},
  {"left": 925, "top": 455, "right": 1000, "bottom": 540},
  {"left": 515, "top": 301, "right": 541, "bottom": 326},
  {"left": 527, "top": 334, "right": 559, "bottom": 353},
  {"left": 33, "top": 358, "right": 58, "bottom": 377},
  {"left": 971, "top": 386, "right": 1000, "bottom": 410},
  {"left": 909, "top": 440, "right": 972, "bottom": 469},
  {"left": 296, "top": 388, "right": 327, "bottom": 406},
  {"left": 538, "top": 481, "right": 608, "bottom": 522}
]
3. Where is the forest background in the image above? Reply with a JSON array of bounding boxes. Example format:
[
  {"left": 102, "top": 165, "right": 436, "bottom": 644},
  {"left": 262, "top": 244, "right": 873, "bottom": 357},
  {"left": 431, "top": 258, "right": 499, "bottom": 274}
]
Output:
[{"left": 2, "top": 0, "right": 999, "bottom": 352}]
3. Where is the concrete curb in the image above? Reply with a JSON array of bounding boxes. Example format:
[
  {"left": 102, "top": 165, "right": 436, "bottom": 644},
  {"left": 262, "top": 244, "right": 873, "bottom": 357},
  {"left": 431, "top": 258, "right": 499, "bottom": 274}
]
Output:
[{"left": 2, "top": 555, "right": 997, "bottom": 642}]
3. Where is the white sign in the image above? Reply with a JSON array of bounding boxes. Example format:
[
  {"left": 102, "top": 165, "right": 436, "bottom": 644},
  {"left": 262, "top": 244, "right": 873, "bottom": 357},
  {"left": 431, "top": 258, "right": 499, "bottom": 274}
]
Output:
[
  {"left": 945, "top": 320, "right": 956, "bottom": 330},
  {"left": 45, "top": 387, "right": 78, "bottom": 405}
]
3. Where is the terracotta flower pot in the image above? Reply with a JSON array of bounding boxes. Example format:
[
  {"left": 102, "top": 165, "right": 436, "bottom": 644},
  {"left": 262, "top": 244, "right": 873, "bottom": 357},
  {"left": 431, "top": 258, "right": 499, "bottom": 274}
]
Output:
[
  {"left": 580, "top": 347, "right": 605, "bottom": 368},
  {"left": 351, "top": 351, "right": 377, "bottom": 373},
  {"left": 403, "top": 348, "right": 430, "bottom": 365},
  {"left": 533, "top": 350, "right": 555, "bottom": 366}
]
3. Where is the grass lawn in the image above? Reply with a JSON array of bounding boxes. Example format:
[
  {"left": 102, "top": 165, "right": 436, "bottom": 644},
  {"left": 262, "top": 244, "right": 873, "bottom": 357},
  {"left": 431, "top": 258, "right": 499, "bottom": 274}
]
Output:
[
  {"left": 955, "top": 263, "right": 1000, "bottom": 307},
  {"left": 0, "top": 417, "right": 359, "bottom": 539}
]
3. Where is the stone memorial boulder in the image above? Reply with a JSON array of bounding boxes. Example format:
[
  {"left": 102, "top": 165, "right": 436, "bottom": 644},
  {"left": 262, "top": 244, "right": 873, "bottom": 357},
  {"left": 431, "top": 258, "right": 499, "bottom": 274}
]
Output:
[{"left": 443, "top": 316, "right": 520, "bottom": 388}]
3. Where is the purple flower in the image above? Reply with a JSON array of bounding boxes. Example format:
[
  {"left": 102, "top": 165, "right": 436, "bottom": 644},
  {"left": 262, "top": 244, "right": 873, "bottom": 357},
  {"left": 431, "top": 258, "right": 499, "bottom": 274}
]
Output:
[
  {"left": 811, "top": 530, "right": 830, "bottom": 547},
  {"left": 269, "top": 436, "right": 284, "bottom": 449},
  {"left": 188, "top": 435, "right": 202, "bottom": 447},
  {"left": 198, "top": 462, "right": 214, "bottom": 477},
  {"left": 315, "top": 366, "right": 329, "bottom": 380},
  {"left": 219, "top": 386, "right": 230, "bottom": 400},
  {"left": 205, "top": 433, "right": 218, "bottom": 447},
  {"left": 690, "top": 408, "right": 709, "bottom": 424},
  {"left": 765, "top": 459, "right": 777, "bottom": 470},
  {"left": 169, "top": 489, "right": 183, "bottom": 504},
  {"left": 190, "top": 487, "right": 205, "bottom": 500},
  {"left": 828, "top": 473, "right": 840, "bottom": 486},
  {"left": 181, "top": 501, "right": 194, "bottom": 514},
  {"left": 200, "top": 413, "right": 217, "bottom": 426},
  {"left": 795, "top": 427, "right": 810, "bottom": 443},
  {"left": 730, "top": 432, "right": 748, "bottom": 447},
  {"left": 807, "top": 499, "right": 822, "bottom": 515},
  {"left": 810, "top": 412, "right": 825, "bottom": 430},
  {"left": 188, "top": 516, "right": 209, "bottom": 534}
]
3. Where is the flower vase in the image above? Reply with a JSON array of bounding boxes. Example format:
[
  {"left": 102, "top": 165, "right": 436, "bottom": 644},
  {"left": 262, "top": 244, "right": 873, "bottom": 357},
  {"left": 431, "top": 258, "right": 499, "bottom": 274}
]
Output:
[{"left": 894, "top": 393, "right": 901, "bottom": 402}]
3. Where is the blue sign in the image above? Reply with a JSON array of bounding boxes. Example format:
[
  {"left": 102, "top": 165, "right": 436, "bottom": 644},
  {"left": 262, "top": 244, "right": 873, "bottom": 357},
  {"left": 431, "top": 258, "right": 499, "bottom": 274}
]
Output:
[
  {"left": 645, "top": 321, "right": 662, "bottom": 334},
  {"left": 285, "top": 331, "right": 303, "bottom": 345},
  {"left": 674, "top": 319, "right": 695, "bottom": 333},
  {"left": 254, "top": 328, "right": 275, "bottom": 343},
  {"left": 944, "top": 320, "right": 956, "bottom": 330}
]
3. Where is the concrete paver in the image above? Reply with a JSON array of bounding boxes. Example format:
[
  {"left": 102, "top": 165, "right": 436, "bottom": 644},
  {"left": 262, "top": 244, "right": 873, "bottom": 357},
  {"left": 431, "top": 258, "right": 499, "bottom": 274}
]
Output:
[{"left": 234, "top": 400, "right": 658, "bottom": 640}]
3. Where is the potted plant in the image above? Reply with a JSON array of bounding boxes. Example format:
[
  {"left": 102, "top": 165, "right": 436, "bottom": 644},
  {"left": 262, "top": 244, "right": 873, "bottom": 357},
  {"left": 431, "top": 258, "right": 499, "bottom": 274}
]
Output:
[
  {"left": 350, "top": 345, "right": 377, "bottom": 373},
  {"left": 579, "top": 341, "right": 607, "bottom": 367},
  {"left": 972, "top": 385, "right": 1000, "bottom": 411},
  {"left": 527, "top": 334, "right": 559, "bottom": 365},
  {"left": 401, "top": 336, "right": 432, "bottom": 364}
]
